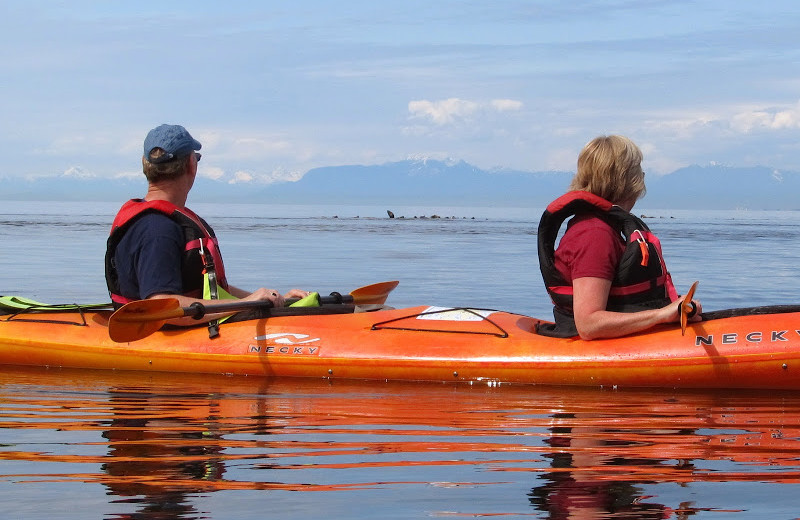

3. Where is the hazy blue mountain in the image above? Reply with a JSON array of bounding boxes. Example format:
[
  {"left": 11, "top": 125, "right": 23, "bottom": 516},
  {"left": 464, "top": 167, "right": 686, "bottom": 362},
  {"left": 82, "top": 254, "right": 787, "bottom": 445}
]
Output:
[
  {"left": 256, "top": 160, "right": 800, "bottom": 209},
  {"left": 0, "top": 174, "right": 145, "bottom": 202},
  {"left": 257, "top": 159, "right": 571, "bottom": 206},
  {"left": 2, "top": 160, "right": 799, "bottom": 210},
  {"left": 0, "top": 173, "right": 258, "bottom": 203},
  {"left": 643, "top": 165, "right": 800, "bottom": 210}
]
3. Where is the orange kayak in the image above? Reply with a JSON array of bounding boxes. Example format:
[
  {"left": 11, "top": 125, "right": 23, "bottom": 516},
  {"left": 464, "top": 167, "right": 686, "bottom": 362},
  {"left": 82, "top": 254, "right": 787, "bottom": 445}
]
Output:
[{"left": 2, "top": 300, "right": 800, "bottom": 390}]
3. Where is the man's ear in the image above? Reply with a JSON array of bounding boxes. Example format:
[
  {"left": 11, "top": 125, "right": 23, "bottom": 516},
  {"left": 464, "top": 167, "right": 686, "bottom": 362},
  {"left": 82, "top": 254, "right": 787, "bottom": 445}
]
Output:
[{"left": 185, "top": 157, "right": 196, "bottom": 177}]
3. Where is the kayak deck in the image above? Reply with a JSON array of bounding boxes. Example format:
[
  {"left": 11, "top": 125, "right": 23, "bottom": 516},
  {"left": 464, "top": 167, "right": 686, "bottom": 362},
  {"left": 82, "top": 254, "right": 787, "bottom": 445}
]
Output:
[{"left": 1, "top": 304, "right": 800, "bottom": 390}]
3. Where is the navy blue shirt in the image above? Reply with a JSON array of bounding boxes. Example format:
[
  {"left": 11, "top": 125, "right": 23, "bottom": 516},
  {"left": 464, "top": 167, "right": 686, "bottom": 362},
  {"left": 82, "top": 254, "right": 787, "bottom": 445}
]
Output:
[{"left": 113, "top": 213, "right": 185, "bottom": 299}]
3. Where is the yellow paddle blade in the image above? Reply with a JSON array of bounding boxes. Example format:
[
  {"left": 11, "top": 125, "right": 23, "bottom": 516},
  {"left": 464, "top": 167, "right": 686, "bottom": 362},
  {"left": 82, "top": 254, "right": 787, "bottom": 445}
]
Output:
[
  {"left": 680, "top": 281, "right": 699, "bottom": 336},
  {"left": 350, "top": 281, "right": 399, "bottom": 305},
  {"left": 108, "top": 298, "right": 183, "bottom": 343}
]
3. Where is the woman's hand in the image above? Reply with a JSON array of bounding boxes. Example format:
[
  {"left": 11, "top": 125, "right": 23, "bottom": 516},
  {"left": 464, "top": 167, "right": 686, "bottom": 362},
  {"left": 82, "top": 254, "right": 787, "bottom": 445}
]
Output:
[
  {"left": 572, "top": 277, "right": 702, "bottom": 340},
  {"left": 675, "top": 294, "right": 703, "bottom": 323}
]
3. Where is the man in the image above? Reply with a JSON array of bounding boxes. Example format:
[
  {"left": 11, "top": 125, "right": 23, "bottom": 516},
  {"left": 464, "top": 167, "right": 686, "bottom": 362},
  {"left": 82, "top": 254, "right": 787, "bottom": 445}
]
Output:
[{"left": 105, "top": 124, "right": 308, "bottom": 327}]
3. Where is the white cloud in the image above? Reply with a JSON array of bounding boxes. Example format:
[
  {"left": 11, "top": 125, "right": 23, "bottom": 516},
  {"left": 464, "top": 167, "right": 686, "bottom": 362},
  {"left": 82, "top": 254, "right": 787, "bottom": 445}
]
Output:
[
  {"left": 408, "top": 98, "right": 480, "bottom": 125},
  {"left": 229, "top": 136, "right": 293, "bottom": 158},
  {"left": 62, "top": 166, "right": 95, "bottom": 179},
  {"left": 205, "top": 167, "right": 305, "bottom": 185},
  {"left": 407, "top": 97, "right": 523, "bottom": 126},
  {"left": 113, "top": 170, "right": 143, "bottom": 180},
  {"left": 406, "top": 151, "right": 451, "bottom": 162},
  {"left": 229, "top": 171, "right": 254, "bottom": 184},
  {"left": 195, "top": 130, "right": 223, "bottom": 150},
  {"left": 645, "top": 100, "right": 800, "bottom": 139},
  {"left": 199, "top": 166, "right": 225, "bottom": 181},
  {"left": 730, "top": 101, "right": 800, "bottom": 132},
  {"left": 543, "top": 147, "right": 578, "bottom": 172},
  {"left": 260, "top": 167, "right": 304, "bottom": 184},
  {"left": 400, "top": 124, "right": 432, "bottom": 137},
  {"left": 491, "top": 99, "right": 523, "bottom": 112}
]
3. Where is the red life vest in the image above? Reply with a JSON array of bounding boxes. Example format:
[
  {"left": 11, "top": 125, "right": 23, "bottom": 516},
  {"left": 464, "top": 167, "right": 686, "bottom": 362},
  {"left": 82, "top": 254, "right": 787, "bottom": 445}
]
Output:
[
  {"left": 105, "top": 199, "right": 229, "bottom": 307},
  {"left": 537, "top": 191, "right": 678, "bottom": 337}
]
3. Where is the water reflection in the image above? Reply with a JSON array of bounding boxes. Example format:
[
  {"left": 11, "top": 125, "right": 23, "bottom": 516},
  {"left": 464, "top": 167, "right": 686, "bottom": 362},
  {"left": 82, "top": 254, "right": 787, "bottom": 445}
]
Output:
[
  {"left": 2, "top": 367, "right": 800, "bottom": 518},
  {"left": 529, "top": 412, "right": 686, "bottom": 518},
  {"left": 101, "top": 389, "right": 228, "bottom": 519}
]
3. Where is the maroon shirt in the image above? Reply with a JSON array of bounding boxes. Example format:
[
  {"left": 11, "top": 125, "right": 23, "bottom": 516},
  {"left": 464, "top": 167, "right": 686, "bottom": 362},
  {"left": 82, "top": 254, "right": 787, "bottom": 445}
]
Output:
[{"left": 554, "top": 214, "right": 625, "bottom": 284}]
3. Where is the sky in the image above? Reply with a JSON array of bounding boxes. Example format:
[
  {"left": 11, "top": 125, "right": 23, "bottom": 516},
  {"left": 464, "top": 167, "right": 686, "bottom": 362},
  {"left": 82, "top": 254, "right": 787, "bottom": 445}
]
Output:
[{"left": 2, "top": 0, "right": 799, "bottom": 185}]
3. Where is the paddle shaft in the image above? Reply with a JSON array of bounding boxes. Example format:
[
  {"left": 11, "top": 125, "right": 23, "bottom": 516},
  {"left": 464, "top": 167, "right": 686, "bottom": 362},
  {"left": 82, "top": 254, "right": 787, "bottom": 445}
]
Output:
[
  {"left": 113, "top": 293, "right": 354, "bottom": 323},
  {"left": 108, "top": 281, "right": 398, "bottom": 342}
]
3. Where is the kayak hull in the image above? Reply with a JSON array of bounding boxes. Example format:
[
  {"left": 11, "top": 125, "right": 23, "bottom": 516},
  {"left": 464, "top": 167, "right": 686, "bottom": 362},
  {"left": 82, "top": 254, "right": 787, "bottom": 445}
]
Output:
[{"left": 1, "top": 305, "right": 800, "bottom": 389}]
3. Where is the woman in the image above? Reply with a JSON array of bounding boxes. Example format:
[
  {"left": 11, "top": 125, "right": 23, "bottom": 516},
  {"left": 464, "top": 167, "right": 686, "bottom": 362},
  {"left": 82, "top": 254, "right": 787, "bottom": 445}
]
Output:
[{"left": 537, "top": 135, "right": 700, "bottom": 339}]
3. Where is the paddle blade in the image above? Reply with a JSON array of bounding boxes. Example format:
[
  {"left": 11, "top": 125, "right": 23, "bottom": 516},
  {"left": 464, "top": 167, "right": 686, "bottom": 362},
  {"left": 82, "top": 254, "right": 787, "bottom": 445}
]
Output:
[
  {"left": 680, "top": 281, "right": 699, "bottom": 336},
  {"left": 108, "top": 298, "right": 182, "bottom": 343},
  {"left": 350, "top": 281, "right": 399, "bottom": 305}
]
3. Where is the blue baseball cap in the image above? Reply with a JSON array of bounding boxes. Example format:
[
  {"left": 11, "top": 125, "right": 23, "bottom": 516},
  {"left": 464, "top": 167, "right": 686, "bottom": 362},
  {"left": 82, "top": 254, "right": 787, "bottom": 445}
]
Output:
[{"left": 143, "top": 124, "right": 202, "bottom": 164}]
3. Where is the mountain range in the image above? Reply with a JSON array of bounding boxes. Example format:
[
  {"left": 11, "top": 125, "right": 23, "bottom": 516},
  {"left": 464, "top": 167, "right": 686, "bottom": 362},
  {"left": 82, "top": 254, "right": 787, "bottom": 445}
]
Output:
[{"left": 2, "top": 159, "right": 798, "bottom": 210}]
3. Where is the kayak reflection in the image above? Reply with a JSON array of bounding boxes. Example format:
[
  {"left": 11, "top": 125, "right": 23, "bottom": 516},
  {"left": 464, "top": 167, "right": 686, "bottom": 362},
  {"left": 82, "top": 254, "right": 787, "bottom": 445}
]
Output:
[
  {"left": 2, "top": 367, "right": 800, "bottom": 518},
  {"left": 100, "top": 388, "right": 230, "bottom": 518},
  {"left": 528, "top": 412, "right": 686, "bottom": 518}
]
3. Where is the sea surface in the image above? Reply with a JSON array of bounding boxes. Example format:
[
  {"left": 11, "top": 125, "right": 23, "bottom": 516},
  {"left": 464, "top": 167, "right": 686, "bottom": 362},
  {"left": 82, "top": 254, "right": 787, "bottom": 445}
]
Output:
[{"left": 2, "top": 200, "right": 800, "bottom": 519}]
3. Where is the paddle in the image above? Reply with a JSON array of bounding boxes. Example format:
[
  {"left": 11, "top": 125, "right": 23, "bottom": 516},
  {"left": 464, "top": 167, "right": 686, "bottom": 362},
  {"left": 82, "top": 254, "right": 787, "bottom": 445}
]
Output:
[
  {"left": 680, "top": 281, "right": 699, "bottom": 336},
  {"left": 108, "top": 280, "right": 399, "bottom": 343}
]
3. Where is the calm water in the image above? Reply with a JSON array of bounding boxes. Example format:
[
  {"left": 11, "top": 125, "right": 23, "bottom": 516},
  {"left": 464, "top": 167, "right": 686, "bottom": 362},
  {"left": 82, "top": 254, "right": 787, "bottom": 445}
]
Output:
[{"left": 2, "top": 201, "right": 800, "bottom": 518}]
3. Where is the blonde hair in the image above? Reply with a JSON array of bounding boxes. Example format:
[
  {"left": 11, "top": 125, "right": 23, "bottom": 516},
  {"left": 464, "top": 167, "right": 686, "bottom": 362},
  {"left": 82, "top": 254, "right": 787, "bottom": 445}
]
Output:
[{"left": 569, "top": 135, "right": 646, "bottom": 205}]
